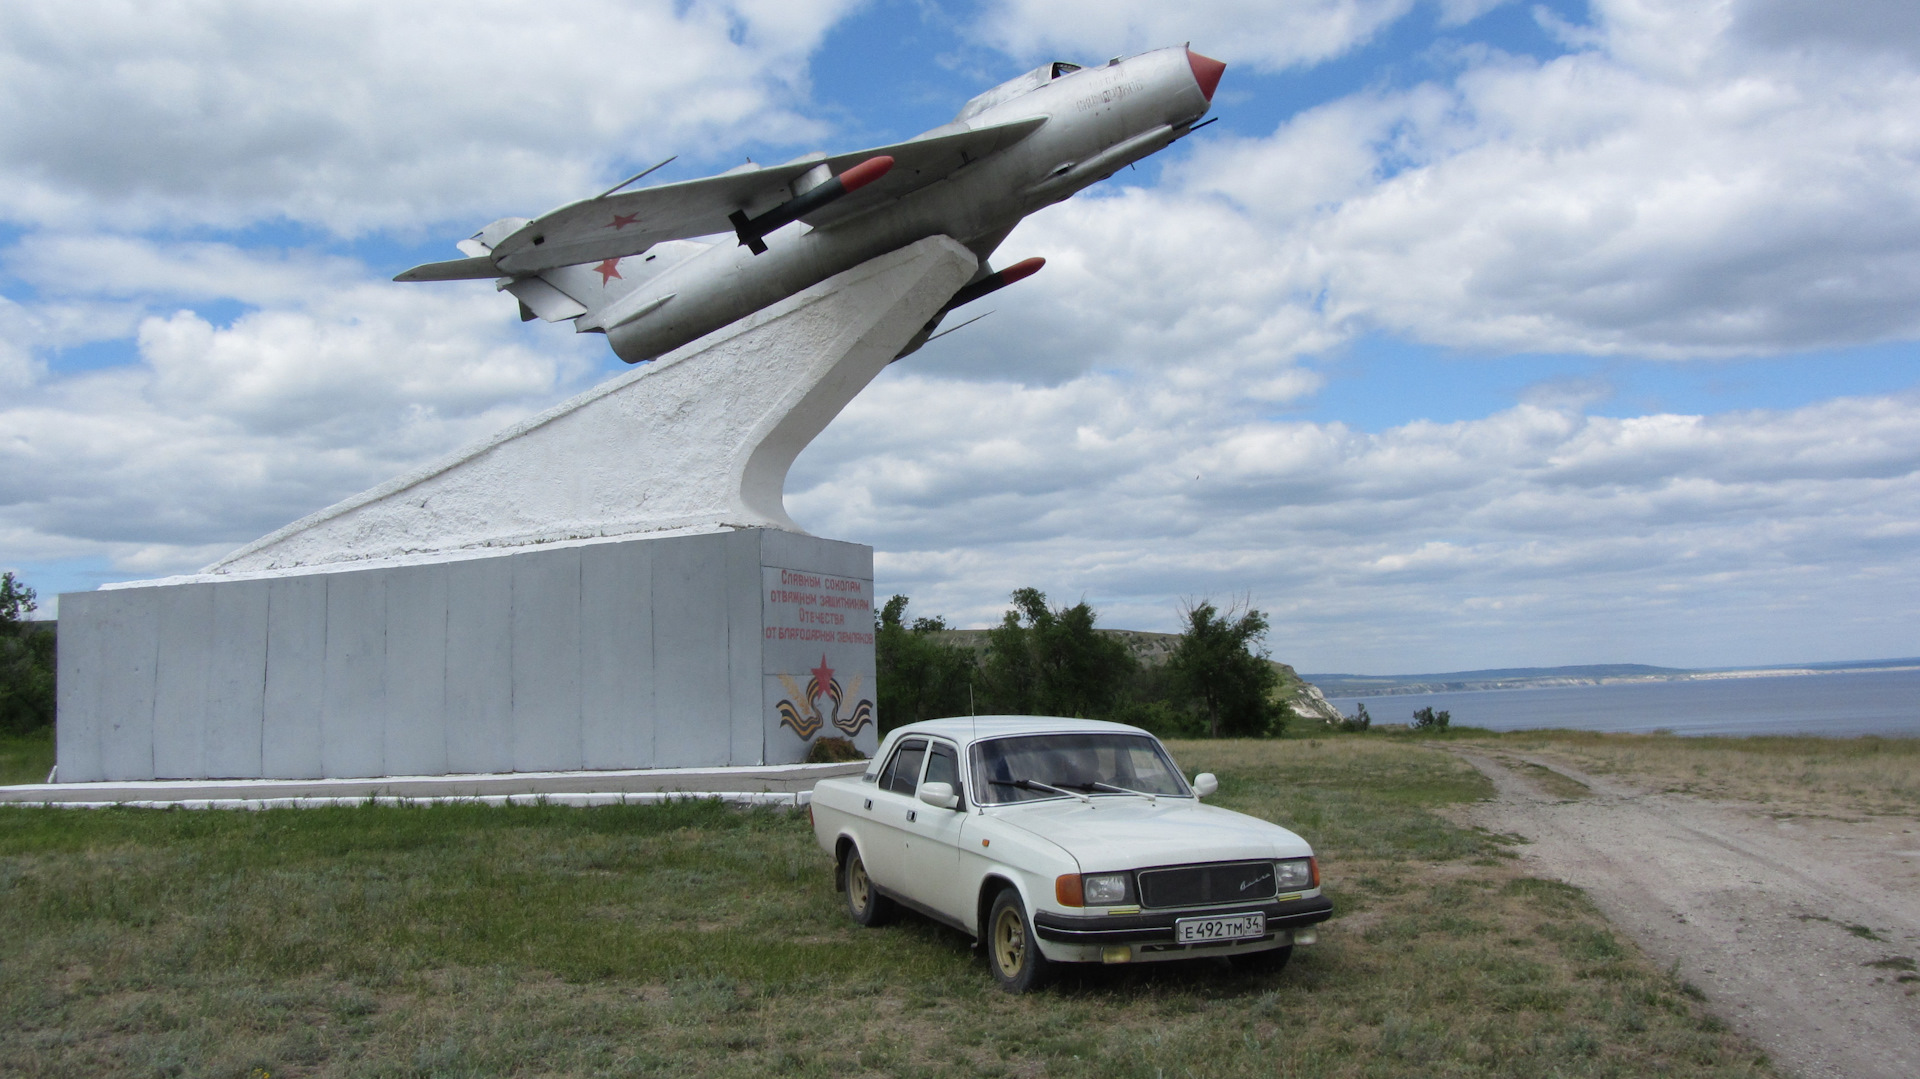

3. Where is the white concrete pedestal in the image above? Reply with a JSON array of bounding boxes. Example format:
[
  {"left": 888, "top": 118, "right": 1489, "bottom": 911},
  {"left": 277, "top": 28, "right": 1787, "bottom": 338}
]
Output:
[{"left": 55, "top": 237, "right": 979, "bottom": 782}]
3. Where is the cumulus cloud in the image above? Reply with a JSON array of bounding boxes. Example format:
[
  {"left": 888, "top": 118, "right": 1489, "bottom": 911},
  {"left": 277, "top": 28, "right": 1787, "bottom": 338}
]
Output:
[
  {"left": 9, "top": 0, "right": 1920, "bottom": 673},
  {"left": 0, "top": 0, "right": 860, "bottom": 233},
  {"left": 975, "top": 0, "right": 1429, "bottom": 71},
  {"left": 0, "top": 241, "right": 600, "bottom": 572},
  {"left": 790, "top": 373, "right": 1920, "bottom": 669},
  {"left": 946, "top": 0, "right": 1920, "bottom": 379}
]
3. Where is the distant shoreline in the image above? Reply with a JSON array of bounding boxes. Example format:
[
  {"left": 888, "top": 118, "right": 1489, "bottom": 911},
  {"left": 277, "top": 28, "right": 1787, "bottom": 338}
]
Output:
[{"left": 1308, "top": 661, "right": 1920, "bottom": 699}]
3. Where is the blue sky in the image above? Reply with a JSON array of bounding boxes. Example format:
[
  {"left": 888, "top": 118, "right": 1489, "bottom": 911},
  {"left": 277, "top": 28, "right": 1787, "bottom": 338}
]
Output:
[{"left": 4, "top": 0, "right": 1920, "bottom": 672}]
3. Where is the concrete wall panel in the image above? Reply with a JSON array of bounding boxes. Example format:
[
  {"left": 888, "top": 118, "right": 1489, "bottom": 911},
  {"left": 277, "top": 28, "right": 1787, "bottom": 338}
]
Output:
[
  {"left": 511, "top": 548, "right": 583, "bottom": 772},
  {"left": 445, "top": 556, "right": 511, "bottom": 774},
  {"left": 384, "top": 564, "right": 448, "bottom": 776},
  {"left": 727, "top": 530, "right": 767, "bottom": 766},
  {"left": 92, "top": 588, "right": 161, "bottom": 781},
  {"left": 762, "top": 530, "right": 873, "bottom": 582},
  {"left": 322, "top": 570, "right": 386, "bottom": 778},
  {"left": 60, "top": 529, "right": 876, "bottom": 781},
  {"left": 263, "top": 575, "right": 327, "bottom": 779},
  {"left": 151, "top": 583, "right": 213, "bottom": 778},
  {"left": 206, "top": 581, "right": 269, "bottom": 778},
  {"left": 54, "top": 591, "right": 105, "bottom": 782},
  {"left": 580, "top": 540, "right": 653, "bottom": 769},
  {"left": 652, "top": 535, "right": 730, "bottom": 767}
]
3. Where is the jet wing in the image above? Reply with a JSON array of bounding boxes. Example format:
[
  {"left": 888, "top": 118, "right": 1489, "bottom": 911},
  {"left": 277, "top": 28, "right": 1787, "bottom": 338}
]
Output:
[{"left": 481, "top": 116, "right": 1045, "bottom": 276}]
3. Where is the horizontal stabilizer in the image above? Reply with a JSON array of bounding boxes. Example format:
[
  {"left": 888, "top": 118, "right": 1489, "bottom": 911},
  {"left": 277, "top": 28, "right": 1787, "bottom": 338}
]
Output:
[{"left": 394, "top": 255, "right": 499, "bottom": 283}]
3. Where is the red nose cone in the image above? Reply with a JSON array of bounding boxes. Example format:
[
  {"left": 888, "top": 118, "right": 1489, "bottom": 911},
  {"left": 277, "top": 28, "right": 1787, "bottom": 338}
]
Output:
[
  {"left": 999, "top": 256, "right": 1045, "bottom": 285},
  {"left": 838, "top": 155, "right": 893, "bottom": 192},
  {"left": 1187, "top": 48, "right": 1226, "bottom": 102}
]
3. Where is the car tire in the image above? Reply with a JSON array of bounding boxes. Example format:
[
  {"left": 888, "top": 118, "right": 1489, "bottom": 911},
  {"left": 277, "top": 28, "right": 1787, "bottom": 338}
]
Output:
[
  {"left": 842, "top": 845, "right": 894, "bottom": 927},
  {"left": 1231, "top": 943, "right": 1293, "bottom": 974},
  {"left": 985, "top": 888, "right": 1054, "bottom": 993}
]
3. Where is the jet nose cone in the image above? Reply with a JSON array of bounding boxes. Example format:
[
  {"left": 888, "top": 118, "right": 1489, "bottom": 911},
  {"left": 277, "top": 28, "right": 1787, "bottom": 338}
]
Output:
[{"left": 1187, "top": 47, "right": 1226, "bottom": 102}]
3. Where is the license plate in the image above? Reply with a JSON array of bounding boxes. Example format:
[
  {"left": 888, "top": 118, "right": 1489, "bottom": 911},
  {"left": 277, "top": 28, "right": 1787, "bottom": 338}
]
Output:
[{"left": 1174, "top": 912, "right": 1266, "bottom": 943}]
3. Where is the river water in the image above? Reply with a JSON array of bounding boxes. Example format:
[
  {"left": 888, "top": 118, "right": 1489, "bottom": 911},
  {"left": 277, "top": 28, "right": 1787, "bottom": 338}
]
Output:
[{"left": 1324, "top": 667, "right": 1920, "bottom": 738}]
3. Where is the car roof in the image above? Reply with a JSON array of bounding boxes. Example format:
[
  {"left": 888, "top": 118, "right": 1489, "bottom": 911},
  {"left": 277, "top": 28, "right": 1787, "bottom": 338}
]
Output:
[{"left": 880, "top": 715, "right": 1153, "bottom": 748}]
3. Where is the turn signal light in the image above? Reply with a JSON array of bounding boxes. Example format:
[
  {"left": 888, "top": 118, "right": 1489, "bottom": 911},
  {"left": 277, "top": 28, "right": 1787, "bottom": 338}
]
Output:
[
  {"left": 1055, "top": 873, "right": 1084, "bottom": 907},
  {"left": 1310, "top": 856, "right": 1320, "bottom": 888}
]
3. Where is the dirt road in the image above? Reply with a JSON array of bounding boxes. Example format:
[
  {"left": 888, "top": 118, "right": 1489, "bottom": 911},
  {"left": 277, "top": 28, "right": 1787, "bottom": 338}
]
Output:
[{"left": 1452, "top": 749, "right": 1920, "bottom": 1079}]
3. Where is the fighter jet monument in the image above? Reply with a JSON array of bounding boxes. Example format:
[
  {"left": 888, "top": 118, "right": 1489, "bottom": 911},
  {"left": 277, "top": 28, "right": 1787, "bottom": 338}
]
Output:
[
  {"left": 399, "top": 45, "right": 1227, "bottom": 363},
  {"left": 52, "top": 48, "right": 1225, "bottom": 786}
]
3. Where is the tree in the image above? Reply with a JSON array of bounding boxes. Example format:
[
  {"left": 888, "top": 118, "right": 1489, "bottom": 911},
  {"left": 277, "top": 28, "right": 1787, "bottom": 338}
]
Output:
[
  {"left": 1411, "top": 705, "right": 1451, "bottom": 730},
  {"left": 979, "top": 588, "right": 1137, "bottom": 718},
  {"left": 0, "top": 572, "right": 55, "bottom": 735},
  {"left": 1167, "top": 599, "right": 1282, "bottom": 738},
  {"left": 0, "top": 572, "right": 35, "bottom": 624},
  {"left": 874, "top": 595, "right": 977, "bottom": 733}
]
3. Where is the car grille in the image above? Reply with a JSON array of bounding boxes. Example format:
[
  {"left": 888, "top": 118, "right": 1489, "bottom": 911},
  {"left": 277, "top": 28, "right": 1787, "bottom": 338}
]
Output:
[{"left": 1137, "top": 860, "right": 1277, "bottom": 908}]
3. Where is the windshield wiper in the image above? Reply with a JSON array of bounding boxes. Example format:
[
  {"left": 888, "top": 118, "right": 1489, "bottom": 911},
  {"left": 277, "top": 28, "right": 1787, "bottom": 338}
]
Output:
[
  {"left": 989, "top": 777, "right": 1092, "bottom": 803},
  {"left": 1090, "top": 781, "right": 1158, "bottom": 804}
]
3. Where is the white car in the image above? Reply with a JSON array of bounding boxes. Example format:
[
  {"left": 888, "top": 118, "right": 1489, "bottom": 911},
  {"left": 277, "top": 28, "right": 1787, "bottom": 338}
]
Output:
[{"left": 809, "top": 716, "right": 1332, "bottom": 991}]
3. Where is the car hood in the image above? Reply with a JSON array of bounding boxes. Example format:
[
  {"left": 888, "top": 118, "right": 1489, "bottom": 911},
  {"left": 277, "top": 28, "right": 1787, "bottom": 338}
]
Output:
[{"left": 991, "top": 797, "right": 1311, "bottom": 871}]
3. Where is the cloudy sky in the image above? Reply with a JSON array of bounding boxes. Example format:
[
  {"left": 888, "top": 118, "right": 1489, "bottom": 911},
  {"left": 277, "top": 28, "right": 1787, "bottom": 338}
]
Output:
[{"left": 4, "top": 0, "right": 1918, "bottom": 674}]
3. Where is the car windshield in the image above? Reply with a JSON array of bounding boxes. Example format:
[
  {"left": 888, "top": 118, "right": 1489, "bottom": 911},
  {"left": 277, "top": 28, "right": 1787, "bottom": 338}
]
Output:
[{"left": 971, "top": 733, "right": 1190, "bottom": 805}]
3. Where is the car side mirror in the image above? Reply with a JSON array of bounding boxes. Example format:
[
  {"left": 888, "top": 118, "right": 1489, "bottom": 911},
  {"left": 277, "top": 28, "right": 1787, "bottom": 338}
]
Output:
[
  {"left": 1192, "top": 773, "right": 1219, "bottom": 798},
  {"left": 918, "top": 781, "right": 959, "bottom": 810}
]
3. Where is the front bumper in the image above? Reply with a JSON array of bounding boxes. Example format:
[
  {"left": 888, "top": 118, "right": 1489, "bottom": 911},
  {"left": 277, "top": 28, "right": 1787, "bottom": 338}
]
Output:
[{"left": 1032, "top": 892, "right": 1333, "bottom": 945}]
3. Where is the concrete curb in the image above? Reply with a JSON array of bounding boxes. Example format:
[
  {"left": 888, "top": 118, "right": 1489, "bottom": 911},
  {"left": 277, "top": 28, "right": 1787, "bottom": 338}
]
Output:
[{"left": 2, "top": 790, "right": 813, "bottom": 811}]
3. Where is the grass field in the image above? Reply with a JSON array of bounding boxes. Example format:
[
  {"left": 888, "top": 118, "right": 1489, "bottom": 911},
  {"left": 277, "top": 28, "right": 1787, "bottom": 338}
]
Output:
[
  {"left": 1, "top": 730, "right": 54, "bottom": 786},
  {"left": 0, "top": 736, "right": 1775, "bottom": 1078}
]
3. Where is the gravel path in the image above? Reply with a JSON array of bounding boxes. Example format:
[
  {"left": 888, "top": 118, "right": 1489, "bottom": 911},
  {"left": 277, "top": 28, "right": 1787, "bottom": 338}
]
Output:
[{"left": 1451, "top": 749, "right": 1920, "bottom": 1079}]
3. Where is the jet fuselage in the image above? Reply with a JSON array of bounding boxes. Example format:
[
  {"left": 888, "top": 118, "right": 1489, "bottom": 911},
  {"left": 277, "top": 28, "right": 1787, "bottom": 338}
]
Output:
[{"left": 599, "top": 47, "right": 1218, "bottom": 362}]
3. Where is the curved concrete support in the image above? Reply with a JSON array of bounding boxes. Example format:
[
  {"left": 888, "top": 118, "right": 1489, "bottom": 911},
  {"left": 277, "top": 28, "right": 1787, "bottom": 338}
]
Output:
[{"left": 208, "top": 235, "right": 977, "bottom": 575}]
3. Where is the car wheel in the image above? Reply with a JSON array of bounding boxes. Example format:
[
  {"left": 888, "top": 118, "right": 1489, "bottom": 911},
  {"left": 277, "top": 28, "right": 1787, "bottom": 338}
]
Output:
[
  {"left": 842, "top": 845, "right": 894, "bottom": 927},
  {"left": 1231, "top": 943, "right": 1293, "bottom": 974},
  {"left": 986, "top": 889, "right": 1053, "bottom": 993}
]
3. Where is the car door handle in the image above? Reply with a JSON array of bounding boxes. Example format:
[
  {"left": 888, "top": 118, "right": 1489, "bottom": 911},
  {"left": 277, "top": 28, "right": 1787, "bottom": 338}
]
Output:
[
  {"left": 906, "top": 809, "right": 917, "bottom": 822},
  {"left": 863, "top": 798, "right": 872, "bottom": 810}
]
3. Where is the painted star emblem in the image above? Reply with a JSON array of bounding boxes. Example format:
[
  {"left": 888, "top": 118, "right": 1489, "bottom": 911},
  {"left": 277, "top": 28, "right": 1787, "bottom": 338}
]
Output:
[
  {"left": 811, "top": 655, "right": 835, "bottom": 692},
  {"left": 608, "top": 213, "right": 639, "bottom": 230},
  {"left": 594, "top": 258, "right": 622, "bottom": 284}
]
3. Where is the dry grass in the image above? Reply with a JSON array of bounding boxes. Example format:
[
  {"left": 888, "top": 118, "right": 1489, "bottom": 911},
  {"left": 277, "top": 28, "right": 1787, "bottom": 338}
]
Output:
[
  {"left": 0, "top": 739, "right": 1779, "bottom": 1078},
  {"left": 1451, "top": 729, "right": 1920, "bottom": 817}
]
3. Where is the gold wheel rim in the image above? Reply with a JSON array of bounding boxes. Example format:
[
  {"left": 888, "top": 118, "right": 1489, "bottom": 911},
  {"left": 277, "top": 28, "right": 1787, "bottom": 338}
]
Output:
[
  {"left": 993, "top": 906, "right": 1026, "bottom": 978},
  {"left": 848, "top": 856, "right": 870, "bottom": 912}
]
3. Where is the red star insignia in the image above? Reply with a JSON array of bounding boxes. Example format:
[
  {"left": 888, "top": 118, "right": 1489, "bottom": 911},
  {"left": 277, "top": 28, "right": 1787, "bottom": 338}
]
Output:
[
  {"left": 811, "top": 655, "right": 835, "bottom": 691},
  {"left": 608, "top": 213, "right": 638, "bottom": 230},
  {"left": 594, "top": 258, "right": 622, "bottom": 284}
]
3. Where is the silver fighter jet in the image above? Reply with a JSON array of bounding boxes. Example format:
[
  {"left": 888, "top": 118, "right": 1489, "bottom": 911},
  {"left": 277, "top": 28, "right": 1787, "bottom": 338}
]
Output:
[{"left": 397, "top": 46, "right": 1226, "bottom": 363}]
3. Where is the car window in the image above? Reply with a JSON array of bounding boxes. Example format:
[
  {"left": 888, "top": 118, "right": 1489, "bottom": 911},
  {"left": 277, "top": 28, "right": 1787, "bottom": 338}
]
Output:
[
  {"left": 880, "top": 738, "right": 927, "bottom": 796},
  {"left": 971, "top": 733, "right": 1189, "bottom": 804},
  {"left": 924, "top": 742, "right": 963, "bottom": 808}
]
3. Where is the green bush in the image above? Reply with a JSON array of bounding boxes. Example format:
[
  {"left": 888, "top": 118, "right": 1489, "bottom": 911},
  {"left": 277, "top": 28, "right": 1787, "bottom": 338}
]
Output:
[{"left": 0, "top": 572, "right": 54, "bottom": 736}]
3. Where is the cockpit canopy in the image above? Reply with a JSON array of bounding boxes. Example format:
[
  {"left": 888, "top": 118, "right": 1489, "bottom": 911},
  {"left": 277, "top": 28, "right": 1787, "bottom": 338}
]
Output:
[{"left": 954, "top": 61, "right": 1084, "bottom": 122}]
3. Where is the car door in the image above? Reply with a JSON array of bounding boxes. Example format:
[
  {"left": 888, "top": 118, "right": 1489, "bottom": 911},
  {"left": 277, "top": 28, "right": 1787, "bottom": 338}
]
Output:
[
  {"left": 859, "top": 737, "right": 926, "bottom": 892},
  {"left": 896, "top": 738, "right": 971, "bottom": 922}
]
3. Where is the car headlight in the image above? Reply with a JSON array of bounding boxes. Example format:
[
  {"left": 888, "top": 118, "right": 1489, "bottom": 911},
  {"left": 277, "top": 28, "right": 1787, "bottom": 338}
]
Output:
[
  {"left": 1275, "top": 857, "right": 1316, "bottom": 891},
  {"left": 1082, "top": 872, "right": 1131, "bottom": 905}
]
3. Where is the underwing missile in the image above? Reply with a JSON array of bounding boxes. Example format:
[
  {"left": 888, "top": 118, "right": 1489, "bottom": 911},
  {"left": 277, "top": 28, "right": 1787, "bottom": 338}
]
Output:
[
  {"left": 730, "top": 156, "right": 894, "bottom": 255},
  {"left": 891, "top": 256, "right": 1047, "bottom": 362},
  {"left": 939, "top": 256, "right": 1045, "bottom": 314}
]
